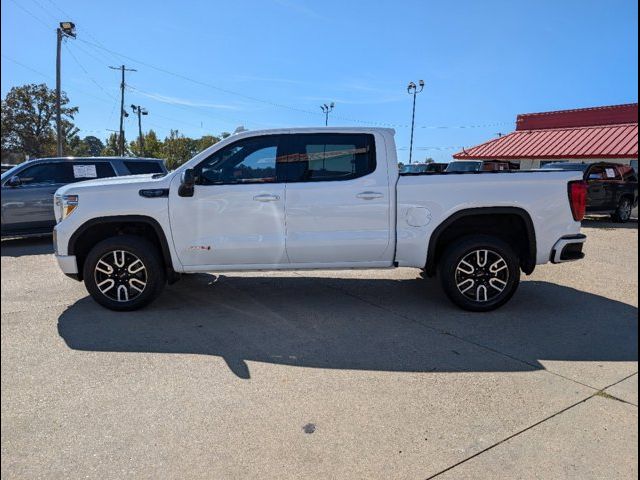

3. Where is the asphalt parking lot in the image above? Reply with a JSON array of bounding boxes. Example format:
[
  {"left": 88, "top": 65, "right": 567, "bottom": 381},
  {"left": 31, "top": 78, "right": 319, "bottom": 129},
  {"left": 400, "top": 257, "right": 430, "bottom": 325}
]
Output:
[{"left": 1, "top": 218, "right": 638, "bottom": 479}]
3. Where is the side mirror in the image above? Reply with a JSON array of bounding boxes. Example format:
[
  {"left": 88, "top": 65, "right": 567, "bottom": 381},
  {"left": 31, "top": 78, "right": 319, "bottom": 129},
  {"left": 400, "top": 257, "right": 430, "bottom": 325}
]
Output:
[
  {"left": 6, "top": 176, "right": 21, "bottom": 187},
  {"left": 178, "top": 168, "right": 195, "bottom": 197}
]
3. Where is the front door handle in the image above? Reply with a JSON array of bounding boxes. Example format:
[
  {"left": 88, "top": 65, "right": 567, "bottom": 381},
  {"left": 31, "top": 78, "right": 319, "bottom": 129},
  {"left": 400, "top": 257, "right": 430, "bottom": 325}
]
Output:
[
  {"left": 356, "top": 191, "right": 384, "bottom": 200},
  {"left": 253, "top": 194, "right": 280, "bottom": 202}
]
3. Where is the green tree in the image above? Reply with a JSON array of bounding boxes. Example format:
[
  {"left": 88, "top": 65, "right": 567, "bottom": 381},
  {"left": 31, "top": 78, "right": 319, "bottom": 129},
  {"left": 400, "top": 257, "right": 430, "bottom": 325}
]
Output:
[
  {"left": 163, "top": 129, "right": 197, "bottom": 169},
  {"left": 129, "top": 129, "right": 164, "bottom": 158},
  {"left": 81, "top": 136, "right": 105, "bottom": 156},
  {"left": 1, "top": 83, "right": 78, "bottom": 159},
  {"left": 196, "top": 134, "right": 220, "bottom": 153},
  {"left": 101, "top": 133, "right": 119, "bottom": 156}
]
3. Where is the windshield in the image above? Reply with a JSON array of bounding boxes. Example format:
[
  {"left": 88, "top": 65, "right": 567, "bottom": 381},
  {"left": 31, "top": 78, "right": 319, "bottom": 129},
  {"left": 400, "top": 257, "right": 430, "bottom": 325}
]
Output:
[
  {"left": 445, "top": 161, "right": 482, "bottom": 172},
  {"left": 0, "top": 164, "right": 23, "bottom": 180},
  {"left": 540, "top": 163, "right": 588, "bottom": 171},
  {"left": 401, "top": 164, "right": 429, "bottom": 174}
]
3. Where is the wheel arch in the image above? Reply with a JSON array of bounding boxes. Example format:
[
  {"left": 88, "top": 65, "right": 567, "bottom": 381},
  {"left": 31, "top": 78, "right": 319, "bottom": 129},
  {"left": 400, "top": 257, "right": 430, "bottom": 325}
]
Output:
[
  {"left": 68, "top": 215, "right": 176, "bottom": 281},
  {"left": 424, "top": 207, "right": 537, "bottom": 277}
]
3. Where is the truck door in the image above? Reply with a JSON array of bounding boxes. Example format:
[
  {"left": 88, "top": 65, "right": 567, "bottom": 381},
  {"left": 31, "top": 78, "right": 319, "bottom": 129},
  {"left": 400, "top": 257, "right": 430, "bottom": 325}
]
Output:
[
  {"left": 586, "top": 165, "right": 607, "bottom": 212},
  {"left": 283, "top": 132, "right": 393, "bottom": 265},
  {"left": 169, "top": 134, "right": 288, "bottom": 267},
  {"left": 602, "top": 166, "right": 624, "bottom": 210}
]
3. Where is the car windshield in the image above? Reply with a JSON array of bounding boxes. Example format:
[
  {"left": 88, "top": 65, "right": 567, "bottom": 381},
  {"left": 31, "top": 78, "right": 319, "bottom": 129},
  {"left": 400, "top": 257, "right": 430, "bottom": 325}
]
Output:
[
  {"left": 401, "top": 164, "right": 428, "bottom": 174},
  {"left": 445, "top": 161, "right": 482, "bottom": 172},
  {"left": 0, "top": 164, "right": 23, "bottom": 180},
  {"left": 540, "top": 163, "right": 588, "bottom": 171}
]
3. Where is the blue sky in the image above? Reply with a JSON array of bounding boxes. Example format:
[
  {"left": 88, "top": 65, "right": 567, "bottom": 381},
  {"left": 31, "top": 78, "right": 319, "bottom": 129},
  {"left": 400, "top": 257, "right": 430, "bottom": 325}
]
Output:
[{"left": 1, "top": 0, "right": 638, "bottom": 162}]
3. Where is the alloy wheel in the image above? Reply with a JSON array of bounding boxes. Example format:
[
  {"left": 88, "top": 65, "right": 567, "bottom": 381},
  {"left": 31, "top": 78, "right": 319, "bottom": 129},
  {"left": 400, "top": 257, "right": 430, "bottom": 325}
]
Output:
[
  {"left": 455, "top": 249, "right": 510, "bottom": 303},
  {"left": 93, "top": 250, "right": 148, "bottom": 302}
]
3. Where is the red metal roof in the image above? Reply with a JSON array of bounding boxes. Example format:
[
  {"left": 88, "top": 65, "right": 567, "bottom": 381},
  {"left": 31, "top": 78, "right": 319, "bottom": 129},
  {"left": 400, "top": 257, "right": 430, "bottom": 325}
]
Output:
[
  {"left": 455, "top": 103, "right": 639, "bottom": 160},
  {"left": 516, "top": 103, "right": 638, "bottom": 131}
]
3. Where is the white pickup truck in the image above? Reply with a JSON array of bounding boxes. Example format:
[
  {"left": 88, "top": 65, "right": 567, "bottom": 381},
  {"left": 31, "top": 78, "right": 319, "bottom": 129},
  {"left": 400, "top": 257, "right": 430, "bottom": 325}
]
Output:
[{"left": 53, "top": 128, "right": 588, "bottom": 312}]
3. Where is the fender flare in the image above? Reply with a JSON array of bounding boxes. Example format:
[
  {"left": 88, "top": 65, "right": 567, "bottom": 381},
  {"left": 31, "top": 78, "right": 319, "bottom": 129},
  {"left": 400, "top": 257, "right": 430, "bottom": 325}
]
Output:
[
  {"left": 424, "top": 207, "right": 537, "bottom": 276},
  {"left": 68, "top": 215, "right": 175, "bottom": 274}
]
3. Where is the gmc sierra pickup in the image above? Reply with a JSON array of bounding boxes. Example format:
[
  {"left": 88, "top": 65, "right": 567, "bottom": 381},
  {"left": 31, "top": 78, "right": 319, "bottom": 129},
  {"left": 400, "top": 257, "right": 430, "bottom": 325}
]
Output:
[{"left": 53, "top": 128, "right": 588, "bottom": 312}]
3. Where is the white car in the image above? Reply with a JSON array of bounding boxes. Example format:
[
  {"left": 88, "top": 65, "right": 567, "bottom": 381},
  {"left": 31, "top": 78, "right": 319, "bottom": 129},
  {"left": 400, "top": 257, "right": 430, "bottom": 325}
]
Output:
[{"left": 53, "top": 128, "right": 587, "bottom": 312}]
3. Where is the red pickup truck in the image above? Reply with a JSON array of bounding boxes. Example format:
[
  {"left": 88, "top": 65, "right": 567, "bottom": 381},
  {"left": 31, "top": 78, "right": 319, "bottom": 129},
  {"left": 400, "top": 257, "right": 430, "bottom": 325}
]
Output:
[{"left": 540, "top": 162, "right": 638, "bottom": 222}]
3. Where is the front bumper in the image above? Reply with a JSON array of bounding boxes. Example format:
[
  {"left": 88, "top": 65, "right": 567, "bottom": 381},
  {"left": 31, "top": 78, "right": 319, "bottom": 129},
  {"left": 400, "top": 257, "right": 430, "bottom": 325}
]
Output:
[
  {"left": 56, "top": 254, "right": 80, "bottom": 280},
  {"left": 550, "top": 234, "right": 587, "bottom": 264}
]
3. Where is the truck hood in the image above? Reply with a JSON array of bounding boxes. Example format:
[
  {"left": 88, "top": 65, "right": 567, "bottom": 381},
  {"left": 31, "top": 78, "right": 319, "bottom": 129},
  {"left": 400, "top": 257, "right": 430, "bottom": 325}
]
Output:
[{"left": 56, "top": 173, "right": 171, "bottom": 195}]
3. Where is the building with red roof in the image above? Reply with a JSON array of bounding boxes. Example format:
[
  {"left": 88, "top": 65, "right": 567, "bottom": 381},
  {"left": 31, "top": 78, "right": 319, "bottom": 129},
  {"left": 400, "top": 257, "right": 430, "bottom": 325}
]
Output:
[{"left": 454, "top": 103, "right": 638, "bottom": 171}]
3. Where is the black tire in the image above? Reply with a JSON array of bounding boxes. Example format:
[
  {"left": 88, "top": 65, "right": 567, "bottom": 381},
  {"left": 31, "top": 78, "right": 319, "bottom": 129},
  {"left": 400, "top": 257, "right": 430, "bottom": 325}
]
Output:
[
  {"left": 83, "top": 235, "right": 166, "bottom": 311},
  {"left": 438, "top": 234, "right": 521, "bottom": 312},
  {"left": 611, "top": 197, "right": 633, "bottom": 223}
]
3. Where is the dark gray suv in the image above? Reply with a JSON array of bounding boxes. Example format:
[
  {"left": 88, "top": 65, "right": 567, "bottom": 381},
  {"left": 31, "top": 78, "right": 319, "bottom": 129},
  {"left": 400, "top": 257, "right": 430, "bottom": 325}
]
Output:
[{"left": 1, "top": 157, "right": 167, "bottom": 237}]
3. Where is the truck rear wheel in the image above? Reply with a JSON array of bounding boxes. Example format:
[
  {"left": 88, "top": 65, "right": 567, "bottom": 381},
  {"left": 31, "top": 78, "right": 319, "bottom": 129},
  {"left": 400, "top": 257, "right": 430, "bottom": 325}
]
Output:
[
  {"left": 438, "top": 235, "right": 520, "bottom": 312},
  {"left": 611, "top": 197, "right": 633, "bottom": 223},
  {"left": 83, "top": 235, "right": 166, "bottom": 311}
]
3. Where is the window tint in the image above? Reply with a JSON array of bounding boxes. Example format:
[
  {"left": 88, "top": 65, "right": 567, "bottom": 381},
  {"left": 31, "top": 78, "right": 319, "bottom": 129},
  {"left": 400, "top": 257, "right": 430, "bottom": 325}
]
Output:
[
  {"left": 13, "top": 162, "right": 116, "bottom": 186},
  {"left": 197, "top": 136, "right": 281, "bottom": 185},
  {"left": 16, "top": 163, "right": 69, "bottom": 185},
  {"left": 124, "top": 161, "right": 164, "bottom": 175},
  {"left": 285, "top": 133, "right": 376, "bottom": 182}
]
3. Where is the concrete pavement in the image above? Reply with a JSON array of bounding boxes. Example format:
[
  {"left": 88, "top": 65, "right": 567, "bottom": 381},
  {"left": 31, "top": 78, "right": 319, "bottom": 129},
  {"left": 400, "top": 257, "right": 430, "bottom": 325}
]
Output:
[{"left": 1, "top": 219, "right": 637, "bottom": 479}]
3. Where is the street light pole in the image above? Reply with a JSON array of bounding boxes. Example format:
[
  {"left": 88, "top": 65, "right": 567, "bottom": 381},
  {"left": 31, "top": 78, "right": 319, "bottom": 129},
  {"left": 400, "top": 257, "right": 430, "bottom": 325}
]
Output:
[
  {"left": 320, "top": 102, "right": 335, "bottom": 126},
  {"left": 131, "top": 105, "right": 148, "bottom": 156},
  {"left": 406, "top": 80, "right": 424, "bottom": 164},
  {"left": 56, "top": 22, "right": 76, "bottom": 156}
]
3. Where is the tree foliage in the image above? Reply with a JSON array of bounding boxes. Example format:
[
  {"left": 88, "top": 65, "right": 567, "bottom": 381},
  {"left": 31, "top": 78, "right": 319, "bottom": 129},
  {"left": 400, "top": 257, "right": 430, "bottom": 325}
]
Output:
[
  {"left": 1, "top": 83, "right": 78, "bottom": 159},
  {"left": 1, "top": 83, "right": 225, "bottom": 168}
]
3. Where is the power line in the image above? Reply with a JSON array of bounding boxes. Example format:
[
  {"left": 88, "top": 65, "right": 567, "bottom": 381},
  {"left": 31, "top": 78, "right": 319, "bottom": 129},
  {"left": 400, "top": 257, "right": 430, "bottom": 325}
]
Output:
[
  {"left": 64, "top": 43, "right": 116, "bottom": 100},
  {"left": 2, "top": 55, "right": 52, "bottom": 80},
  {"left": 7, "top": 0, "right": 50, "bottom": 28},
  {"left": 42, "top": 0, "right": 122, "bottom": 64},
  {"left": 126, "top": 84, "right": 283, "bottom": 130},
  {"left": 8, "top": 10, "right": 510, "bottom": 131}
]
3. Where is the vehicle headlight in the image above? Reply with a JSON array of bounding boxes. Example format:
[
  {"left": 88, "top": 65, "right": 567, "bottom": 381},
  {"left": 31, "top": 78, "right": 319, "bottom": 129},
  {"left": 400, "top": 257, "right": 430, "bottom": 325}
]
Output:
[{"left": 55, "top": 194, "right": 79, "bottom": 221}]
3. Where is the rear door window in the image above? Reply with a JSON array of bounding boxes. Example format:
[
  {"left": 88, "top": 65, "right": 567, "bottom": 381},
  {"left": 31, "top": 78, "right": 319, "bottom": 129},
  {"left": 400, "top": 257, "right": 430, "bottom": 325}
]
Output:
[
  {"left": 284, "top": 133, "right": 376, "bottom": 182},
  {"left": 70, "top": 162, "right": 116, "bottom": 181},
  {"left": 124, "top": 161, "right": 164, "bottom": 175}
]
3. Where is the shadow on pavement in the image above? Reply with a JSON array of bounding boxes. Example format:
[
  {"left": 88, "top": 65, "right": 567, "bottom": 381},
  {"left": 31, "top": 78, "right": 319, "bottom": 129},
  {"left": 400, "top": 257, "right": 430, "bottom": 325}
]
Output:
[
  {"left": 582, "top": 217, "right": 638, "bottom": 230},
  {"left": 57, "top": 274, "right": 638, "bottom": 379},
  {"left": 1, "top": 236, "right": 54, "bottom": 257}
]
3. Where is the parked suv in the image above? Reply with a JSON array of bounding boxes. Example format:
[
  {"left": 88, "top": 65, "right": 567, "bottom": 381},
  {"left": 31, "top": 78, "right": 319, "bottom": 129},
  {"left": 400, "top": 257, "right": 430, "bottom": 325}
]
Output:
[
  {"left": 1, "top": 157, "right": 167, "bottom": 237},
  {"left": 539, "top": 162, "right": 638, "bottom": 222}
]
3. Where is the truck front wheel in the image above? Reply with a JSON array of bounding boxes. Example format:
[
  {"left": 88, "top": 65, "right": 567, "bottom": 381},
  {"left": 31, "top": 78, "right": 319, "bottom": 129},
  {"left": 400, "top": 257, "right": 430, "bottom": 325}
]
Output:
[
  {"left": 438, "top": 235, "right": 520, "bottom": 312},
  {"left": 83, "top": 235, "right": 166, "bottom": 311}
]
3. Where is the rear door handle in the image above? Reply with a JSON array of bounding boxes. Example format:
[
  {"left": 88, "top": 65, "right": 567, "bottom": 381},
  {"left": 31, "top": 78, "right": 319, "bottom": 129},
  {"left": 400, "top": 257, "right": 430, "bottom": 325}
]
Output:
[
  {"left": 253, "top": 194, "right": 280, "bottom": 202},
  {"left": 356, "top": 191, "right": 384, "bottom": 200}
]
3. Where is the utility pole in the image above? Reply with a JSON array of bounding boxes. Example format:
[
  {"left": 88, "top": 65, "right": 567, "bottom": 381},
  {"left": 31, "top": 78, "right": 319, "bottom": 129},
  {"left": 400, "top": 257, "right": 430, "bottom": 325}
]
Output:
[
  {"left": 109, "top": 65, "right": 137, "bottom": 156},
  {"left": 406, "top": 80, "right": 424, "bottom": 164},
  {"left": 56, "top": 22, "right": 76, "bottom": 156},
  {"left": 131, "top": 105, "right": 148, "bottom": 156},
  {"left": 320, "top": 102, "right": 335, "bottom": 126}
]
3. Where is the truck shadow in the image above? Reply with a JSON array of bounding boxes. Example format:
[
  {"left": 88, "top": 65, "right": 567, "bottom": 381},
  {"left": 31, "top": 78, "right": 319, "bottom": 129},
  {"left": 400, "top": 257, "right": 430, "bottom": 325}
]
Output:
[
  {"left": 57, "top": 274, "right": 638, "bottom": 379},
  {"left": 582, "top": 217, "right": 638, "bottom": 230},
  {"left": 1, "top": 236, "right": 54, "bottom": 257}
]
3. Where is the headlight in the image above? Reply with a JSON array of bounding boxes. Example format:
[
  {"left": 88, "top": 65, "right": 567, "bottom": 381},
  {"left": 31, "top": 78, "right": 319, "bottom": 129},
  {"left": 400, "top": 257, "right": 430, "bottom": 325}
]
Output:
[{"left": 55, "top": 194, "right": 79, "bottom": 221}]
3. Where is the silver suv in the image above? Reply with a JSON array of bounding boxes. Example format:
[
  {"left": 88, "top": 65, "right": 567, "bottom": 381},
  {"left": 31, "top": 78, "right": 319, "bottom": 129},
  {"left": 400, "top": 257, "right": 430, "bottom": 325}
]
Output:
[{"left": 1, "top": 157, "right": 167, "bottom": 237}]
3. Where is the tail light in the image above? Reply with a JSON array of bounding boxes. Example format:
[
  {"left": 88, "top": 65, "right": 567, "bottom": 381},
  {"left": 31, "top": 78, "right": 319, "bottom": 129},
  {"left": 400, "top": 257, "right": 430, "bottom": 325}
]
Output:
[{"left": 568, "top": 181, "right": 587, "bottom": 221}]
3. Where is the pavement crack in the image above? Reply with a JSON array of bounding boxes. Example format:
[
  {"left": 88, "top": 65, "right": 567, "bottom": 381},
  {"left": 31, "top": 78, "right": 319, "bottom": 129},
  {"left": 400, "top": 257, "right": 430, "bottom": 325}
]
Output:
[{"left": 425, "top": 394, "right": 599, "bottom": 479}]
